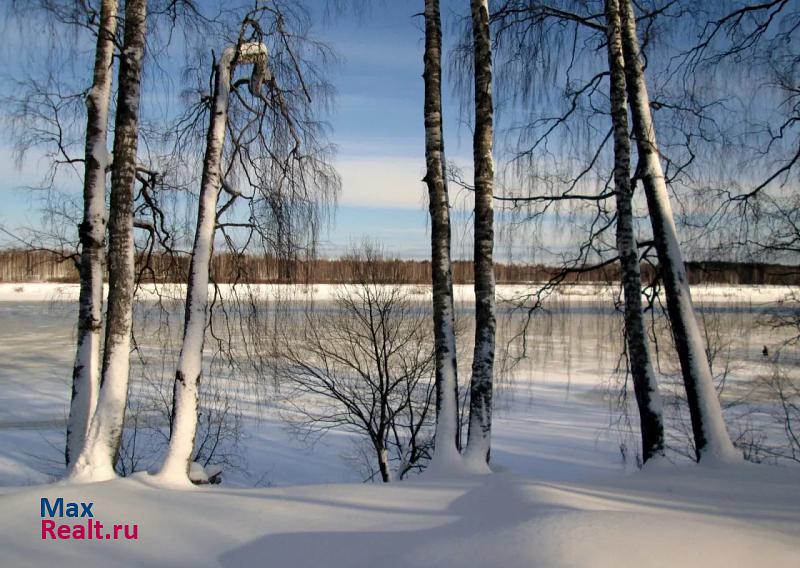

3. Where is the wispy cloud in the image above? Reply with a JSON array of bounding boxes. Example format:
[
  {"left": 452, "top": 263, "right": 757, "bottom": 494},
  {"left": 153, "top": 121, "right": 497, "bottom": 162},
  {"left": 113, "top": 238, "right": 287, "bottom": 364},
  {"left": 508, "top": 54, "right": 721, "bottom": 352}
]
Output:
[{"left": 336, "top": 156, "right": 429, "bottom": 208}]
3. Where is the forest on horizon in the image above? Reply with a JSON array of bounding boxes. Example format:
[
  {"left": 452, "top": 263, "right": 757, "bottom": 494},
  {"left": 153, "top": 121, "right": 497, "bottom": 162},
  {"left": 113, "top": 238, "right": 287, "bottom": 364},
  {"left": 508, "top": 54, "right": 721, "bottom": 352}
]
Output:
[{"left": 1, "top": 248, "right": 798, "bottom": 285}]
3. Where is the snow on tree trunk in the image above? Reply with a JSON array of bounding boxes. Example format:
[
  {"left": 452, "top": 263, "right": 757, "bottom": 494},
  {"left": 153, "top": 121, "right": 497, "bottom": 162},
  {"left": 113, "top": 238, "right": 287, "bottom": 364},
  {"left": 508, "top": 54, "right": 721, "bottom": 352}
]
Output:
[
  {"left": 378, "top": 446, "right": 392, "bottom": 483},
  {"left": 423, "top": 0, "right": 462, "bottom": 471},
  {"left": 465, "top": 0, "right": 495, "bottom": 469},
  {"left": 156, "top": 43, "right": 268, "bottom": 486},
  {"left": 68, "top": 0, "right": 148, "bottom": 482},
  {"left": 619, "top": 0, "right": 739, "bottom": 464},
  {"left": 604, "top": 0, "right": 664, "bottom": 464},
  {"left": 66, "top": 0, "right": 118, "bottom": 469}
]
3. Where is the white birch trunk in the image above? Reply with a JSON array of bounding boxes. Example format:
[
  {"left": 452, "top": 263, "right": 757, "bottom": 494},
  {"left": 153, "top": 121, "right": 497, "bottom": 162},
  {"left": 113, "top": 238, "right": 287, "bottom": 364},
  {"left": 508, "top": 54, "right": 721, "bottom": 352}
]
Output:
[
  {"left": 465, "top": 0, "right": 495, "bottom": 469},
  {"left": 68, "top": 0, "right": 148, "bottom": 482},
  {"left": 604, "top": 0, "right": 664, "bottom": 463},
  {"left": 378, "top": 446, "right": 392, "bottom": 483},
  {"left": 619, "top": 0, "right": 739, "bottom": 463},
  {"left": 423, "top": 0, "right": 462, "bottom": 471},
  {"left": 156, "top": 43, "right": 268, "bottom": 485},
  {"left": 66, "top": 0, "right": 118, "bottom": 469}
]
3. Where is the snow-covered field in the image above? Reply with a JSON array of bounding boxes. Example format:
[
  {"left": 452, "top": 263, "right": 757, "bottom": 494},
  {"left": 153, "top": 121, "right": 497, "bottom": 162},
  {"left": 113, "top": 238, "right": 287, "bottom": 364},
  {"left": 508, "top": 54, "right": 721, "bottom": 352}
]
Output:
[
  {"left": 0, "top": 283, "right": 798, "bottom": 567},
  {"left": 0, "top": 281, "right": 796, "bottom": 304}
]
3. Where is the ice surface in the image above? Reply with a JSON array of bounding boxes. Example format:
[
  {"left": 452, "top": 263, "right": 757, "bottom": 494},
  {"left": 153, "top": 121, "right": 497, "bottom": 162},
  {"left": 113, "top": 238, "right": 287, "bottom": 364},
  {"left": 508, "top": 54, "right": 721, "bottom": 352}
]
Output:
[{"left": 1, "top": 282, "right": 795, "bottom": 305}]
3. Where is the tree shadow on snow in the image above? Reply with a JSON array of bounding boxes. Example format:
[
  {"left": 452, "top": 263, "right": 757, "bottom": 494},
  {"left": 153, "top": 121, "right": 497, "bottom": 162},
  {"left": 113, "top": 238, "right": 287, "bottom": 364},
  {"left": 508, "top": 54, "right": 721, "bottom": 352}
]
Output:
[{"left": 217, "top": 474, "right": 575, "bottom": 568}]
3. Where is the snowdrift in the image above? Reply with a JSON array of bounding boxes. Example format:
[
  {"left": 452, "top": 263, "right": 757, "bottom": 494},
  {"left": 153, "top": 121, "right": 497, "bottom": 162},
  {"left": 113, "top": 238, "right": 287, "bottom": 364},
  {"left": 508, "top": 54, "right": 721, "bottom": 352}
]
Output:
[{"left": 1, "top": 465, "right": 798, "bottom": 568}]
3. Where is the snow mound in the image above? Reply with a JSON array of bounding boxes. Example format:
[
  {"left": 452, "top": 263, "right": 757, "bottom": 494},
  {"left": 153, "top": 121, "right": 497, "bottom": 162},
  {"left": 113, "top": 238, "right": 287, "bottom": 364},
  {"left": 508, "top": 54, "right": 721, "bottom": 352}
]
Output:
[
  {"left": 404, "top": 511, "right": 798, "bottom": 568},
  {"left": 188, "top": 461, "right": 208, "bottom": 484},
  {"left": 1, "top": 466, "right": 798, "bottom": 568}
]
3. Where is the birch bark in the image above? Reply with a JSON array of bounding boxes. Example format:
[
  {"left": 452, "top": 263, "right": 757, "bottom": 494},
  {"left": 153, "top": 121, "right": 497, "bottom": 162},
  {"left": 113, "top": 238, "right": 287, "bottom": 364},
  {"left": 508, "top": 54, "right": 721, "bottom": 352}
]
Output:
[
  {"left": 423, "top": 0, "right": 462, "bottom": 468},
  {"left": 465, "top": 0, "right": 495, "bottom": 467},
  {"left": 604, "top": 0, "right": 664, "bottom": 463},
  {"left": 619, "top": 0, "right": 738, "bottom": 463},
  {"left": 69, "top": 0, "right": 148, "bottom": 482},
  {"left": 157, "top": 43, "right": 268, "bottom": 484},
  {"left": 66, "top": 0, "right": 118, "bottom": 469}
]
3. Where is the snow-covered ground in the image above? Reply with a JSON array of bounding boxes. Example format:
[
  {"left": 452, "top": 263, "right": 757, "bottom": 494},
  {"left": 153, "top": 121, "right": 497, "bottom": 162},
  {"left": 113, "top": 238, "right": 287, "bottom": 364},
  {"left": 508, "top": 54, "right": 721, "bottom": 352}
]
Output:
[
  {"left": 0, "top": 284, "right": 798, "bottom": 566},
  {"left": 1, "top": 463, "right": 798, "bottom": 567}
]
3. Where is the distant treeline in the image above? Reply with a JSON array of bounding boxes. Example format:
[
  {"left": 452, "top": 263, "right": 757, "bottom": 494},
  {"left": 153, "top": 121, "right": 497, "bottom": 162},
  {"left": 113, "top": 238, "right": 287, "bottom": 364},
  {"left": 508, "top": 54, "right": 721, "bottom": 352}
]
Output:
[{"left": 0, "top": 248, "right": 797, "bottom": 286}]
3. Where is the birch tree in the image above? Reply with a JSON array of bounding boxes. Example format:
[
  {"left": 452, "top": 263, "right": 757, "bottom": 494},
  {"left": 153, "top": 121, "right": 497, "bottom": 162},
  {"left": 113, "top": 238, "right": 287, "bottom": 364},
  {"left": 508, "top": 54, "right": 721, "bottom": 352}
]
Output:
[
  {"left": 423, "top": 0, "right": 462, "bottom": 470},
  {"left": 618, "top": 0, "right": 738, "bottom": 463},
  {"left": 155, "top": 3, "right": 338, "bottom": 484},
  {"left": 69, "top": 0, "right": 149, "bottom": 482},
  {"left": 465, "top": 0, "right": 495, "bottom": 466},
  {"left": 156, "top": 40, "right": 271, "bottom": 485},
  {"left": 65, "top": 0, "right": 118, "bottom": 469},
  {"left": 603, "top": 0, "right": 664, "bottom": 463},
  {"left": 469, "top": 1, "right": 681, "bottom": 464}
]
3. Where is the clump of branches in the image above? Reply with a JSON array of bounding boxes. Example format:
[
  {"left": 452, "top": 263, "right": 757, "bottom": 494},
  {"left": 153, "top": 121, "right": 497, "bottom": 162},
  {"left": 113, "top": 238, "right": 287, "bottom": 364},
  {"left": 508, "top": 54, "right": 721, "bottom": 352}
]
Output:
[
  {"left": 160, "top": 1, "right": 340, "bottom": 277},
  {"left": 271, "top": 245, "right": 437, "bottom": 482}
]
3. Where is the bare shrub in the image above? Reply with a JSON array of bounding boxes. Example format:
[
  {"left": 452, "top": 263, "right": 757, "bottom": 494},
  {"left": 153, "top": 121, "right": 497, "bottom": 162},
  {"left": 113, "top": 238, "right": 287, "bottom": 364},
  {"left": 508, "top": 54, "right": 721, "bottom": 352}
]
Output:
[{"left": 272, "top": 246, "right": 436, "bottom": 482}]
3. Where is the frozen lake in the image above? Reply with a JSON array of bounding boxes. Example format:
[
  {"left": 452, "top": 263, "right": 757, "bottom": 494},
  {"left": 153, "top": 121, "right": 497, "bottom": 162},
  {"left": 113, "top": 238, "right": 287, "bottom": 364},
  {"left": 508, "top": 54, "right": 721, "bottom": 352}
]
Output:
[{"left": 0, "top": 284, "right": 797, "bottom": 486}]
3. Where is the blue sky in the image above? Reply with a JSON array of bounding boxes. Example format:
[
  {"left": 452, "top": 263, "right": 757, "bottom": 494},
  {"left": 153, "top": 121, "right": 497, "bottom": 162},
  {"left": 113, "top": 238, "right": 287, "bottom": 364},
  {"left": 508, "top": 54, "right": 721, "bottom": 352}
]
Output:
[
  {"left": 314, "top": 0, "right": 476, "bottom": 258},
  {"left": 1, "top": 2, "right": 790, "bottom": 265},
  {"left": 0, "top": 0, "right": 477, "bottom": 259}
]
